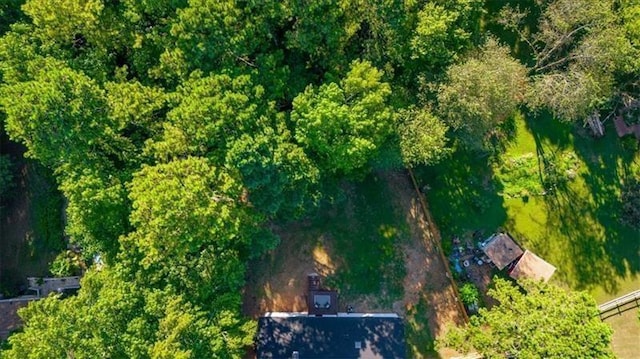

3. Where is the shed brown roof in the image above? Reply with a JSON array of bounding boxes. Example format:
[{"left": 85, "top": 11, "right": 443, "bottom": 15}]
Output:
[
  {"left": 509, "top": 250, "right": 556, "bottom": 283},
  {"left": 481, "top": 233, "right": 524, "bottom": 270}
]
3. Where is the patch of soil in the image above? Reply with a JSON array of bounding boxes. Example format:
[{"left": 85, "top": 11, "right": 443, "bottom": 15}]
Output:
[
  {"left": 242, "top": 222, "right": 338, "bottom": 317},
  {"left": 382, "top": 171, "right": 467, "bottom": 337}
]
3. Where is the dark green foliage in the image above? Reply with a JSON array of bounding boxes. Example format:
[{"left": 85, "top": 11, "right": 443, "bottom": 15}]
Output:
[
  {"left": 28, "top": 165, "right": 65, "bottom": 254},
  {"left": 621, "top": 178, "right": 640, "bottom": 230},
  {"left": 0, "top": 0, "right": 634, "bottom": 357},
  {"left": 0, "top": 154, "right": 14, "bottom": 202},
  {"left": 0, "top": 0, "right": 24, "bottom": 35}
]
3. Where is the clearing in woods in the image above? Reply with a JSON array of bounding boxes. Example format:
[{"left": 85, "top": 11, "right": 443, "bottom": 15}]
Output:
[{"left": 243, "top": 170, "right": 466, "bottom": 358}]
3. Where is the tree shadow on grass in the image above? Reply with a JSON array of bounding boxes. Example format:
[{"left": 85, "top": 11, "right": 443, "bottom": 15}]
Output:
[
  {"left": 414, "top": 148, "right": 508, "bottom": 254},
  {"left": 405, "top": 297, "right": 439, "bottom": 359},
  {"left": 526, "top": 113, "right": 640, "bottom": 294}
]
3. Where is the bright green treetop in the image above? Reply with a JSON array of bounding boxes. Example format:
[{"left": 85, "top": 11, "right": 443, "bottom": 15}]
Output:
[
  {"left": 292, "top": 60, "right": 393, "bottom": 175},
  {"left": 440, "top": 278, "right": 614, "bottom": 359}
]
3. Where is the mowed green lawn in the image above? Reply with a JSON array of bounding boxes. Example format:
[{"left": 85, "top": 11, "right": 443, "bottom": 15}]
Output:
[{"left": 416, "top": 112, "right": 640, "bottom": 302}]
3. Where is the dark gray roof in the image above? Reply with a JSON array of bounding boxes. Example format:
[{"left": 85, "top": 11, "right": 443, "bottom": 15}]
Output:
[{"left": 257, "top": 315, "right": 405, "bottom": 359}]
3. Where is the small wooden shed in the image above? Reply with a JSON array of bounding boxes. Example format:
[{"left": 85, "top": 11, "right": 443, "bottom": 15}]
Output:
[
  {"left": 480, "top": 233, "right": 524, "bottom": 270},
  {"left": 509, "top": 250, "right": 557, "bottom": 283}
]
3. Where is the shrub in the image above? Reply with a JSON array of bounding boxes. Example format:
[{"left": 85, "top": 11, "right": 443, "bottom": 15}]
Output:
[
  {"left": 459, "top": 282, "right": 480, "bottom": 306},
  {"left": 621, "top": 179, "right": 640, "bottom": 230},
  {"left": 494, "top": 153, "right": 541, "bottom": 197},
  {"left": 542, "top": 151, "right": 580, "bottom": 191},
  {"left": 494, "top": 151, "right": 580, "bottom": 198},
  {"left": 50, "top": 251, "right": 83, "bottom": 277}
]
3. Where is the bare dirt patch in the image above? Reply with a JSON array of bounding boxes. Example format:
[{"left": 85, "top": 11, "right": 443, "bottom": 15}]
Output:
[
  {"left": 381, "top": 171, "right": 466, "bottom": 336},
  {"left": 243, "top": 222, "right": 332, "bottom": 317}
]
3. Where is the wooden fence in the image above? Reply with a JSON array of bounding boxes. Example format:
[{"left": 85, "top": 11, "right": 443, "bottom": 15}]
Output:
[
  {"left": 407, "top": 168, "right": 469, "bottom": 323},
  {"left": 599, "top": 289, "right": 640, "bottom": 320}
]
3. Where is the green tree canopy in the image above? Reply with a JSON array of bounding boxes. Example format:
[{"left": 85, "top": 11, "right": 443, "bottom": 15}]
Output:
[
  {"left": 0, "top": 154, "right": 15, "bottom": 202},
  {"left": 1, "top": 267, "right": 254, "bottom": 359},
  {"left": 147, "top": 73, "right": 265, "bottom": 161},
  {"left": 395, "top": 107, "right": 449, "bottom": 167},
  {"left": 225, "top": 124, "right": 320, "bottom": 217},
  {"left": 410, "top": 0, "right": 483, "bottom": 73},
  {"left": 0, "top": 59, "right": 121, "bottom": 168},
  {"left": 59, "top": 165, "right": 130, "bottom": 262},
  {"left": 291, "top": 60, "right": 393, "bottom": 175},
  {"left": 147, "top": 72, "right": 317, "bottom": 216},
  {"left": 440, "top": 278, "right": 614, "bottom": 358},
  {"left": 437, "top": 38, "right": 528, "bottom": 151},
  {"left": 124, "top": 156, "right": 274, "bottom": 305},
  {"left": 501, "top": 0, "right": 638, "bottom": 122}
]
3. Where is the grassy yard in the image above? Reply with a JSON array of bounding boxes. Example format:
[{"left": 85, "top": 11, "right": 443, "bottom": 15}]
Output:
[
  {"left": 415, "top": 112, "right": 640, "bottom": 300},
  {"left": 246, "top": 173, "right": 409, "bottom": 313},
  {"left": 312, "top": 175, "right": 408, "bottom": 307}
]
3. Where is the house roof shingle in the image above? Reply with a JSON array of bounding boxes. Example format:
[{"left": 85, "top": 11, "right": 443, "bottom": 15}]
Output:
[{"left": 257, "top": 314, "right": 405, "bottom": 359}]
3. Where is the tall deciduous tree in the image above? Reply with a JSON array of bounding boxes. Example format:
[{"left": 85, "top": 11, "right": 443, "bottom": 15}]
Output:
[
  {"left": 283, "top": 0, "right": 356, "bottom": 72},
  {"left": 147, "top": 73, "right": 263, "bottom": 161},
  {"left": 0, "top": 59, "right": 120, "bottom": 168},
  {"left": 124, "top": 156, "right": 274, "bottom": 305},
  {"left": 147, "top": 72, "right": 317, "bottom": 216},
  {"left": 225, "top": 124, "right": 320, "bottom": 217},
  {"left": 501, "top": 0, "right": 638, "bottom": 122},
  {"left": 1, "top": 268, "right": 254, "bottom": 359},
  {"left": 59, "top": 165, "right": 130, "bottom": 262},
  {"left": 410, "top": 0, "right": 483, "bottom": 73},
  {"left": 437, "top": 39, "right": 528, "bottom": 151},
  {"left": 396, "top": 107, "right": 449, "bottom": 167},
  {"left": 439, "top": 278, "right": 614, "bottom": 358},
  {"left": 291, "top": 60, "right": 393, "bottom": 175}
]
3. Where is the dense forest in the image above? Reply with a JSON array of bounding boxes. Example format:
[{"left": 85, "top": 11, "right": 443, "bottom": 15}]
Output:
[{"left": 0, "top": 0, "right": 638, "bottom": 357}]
